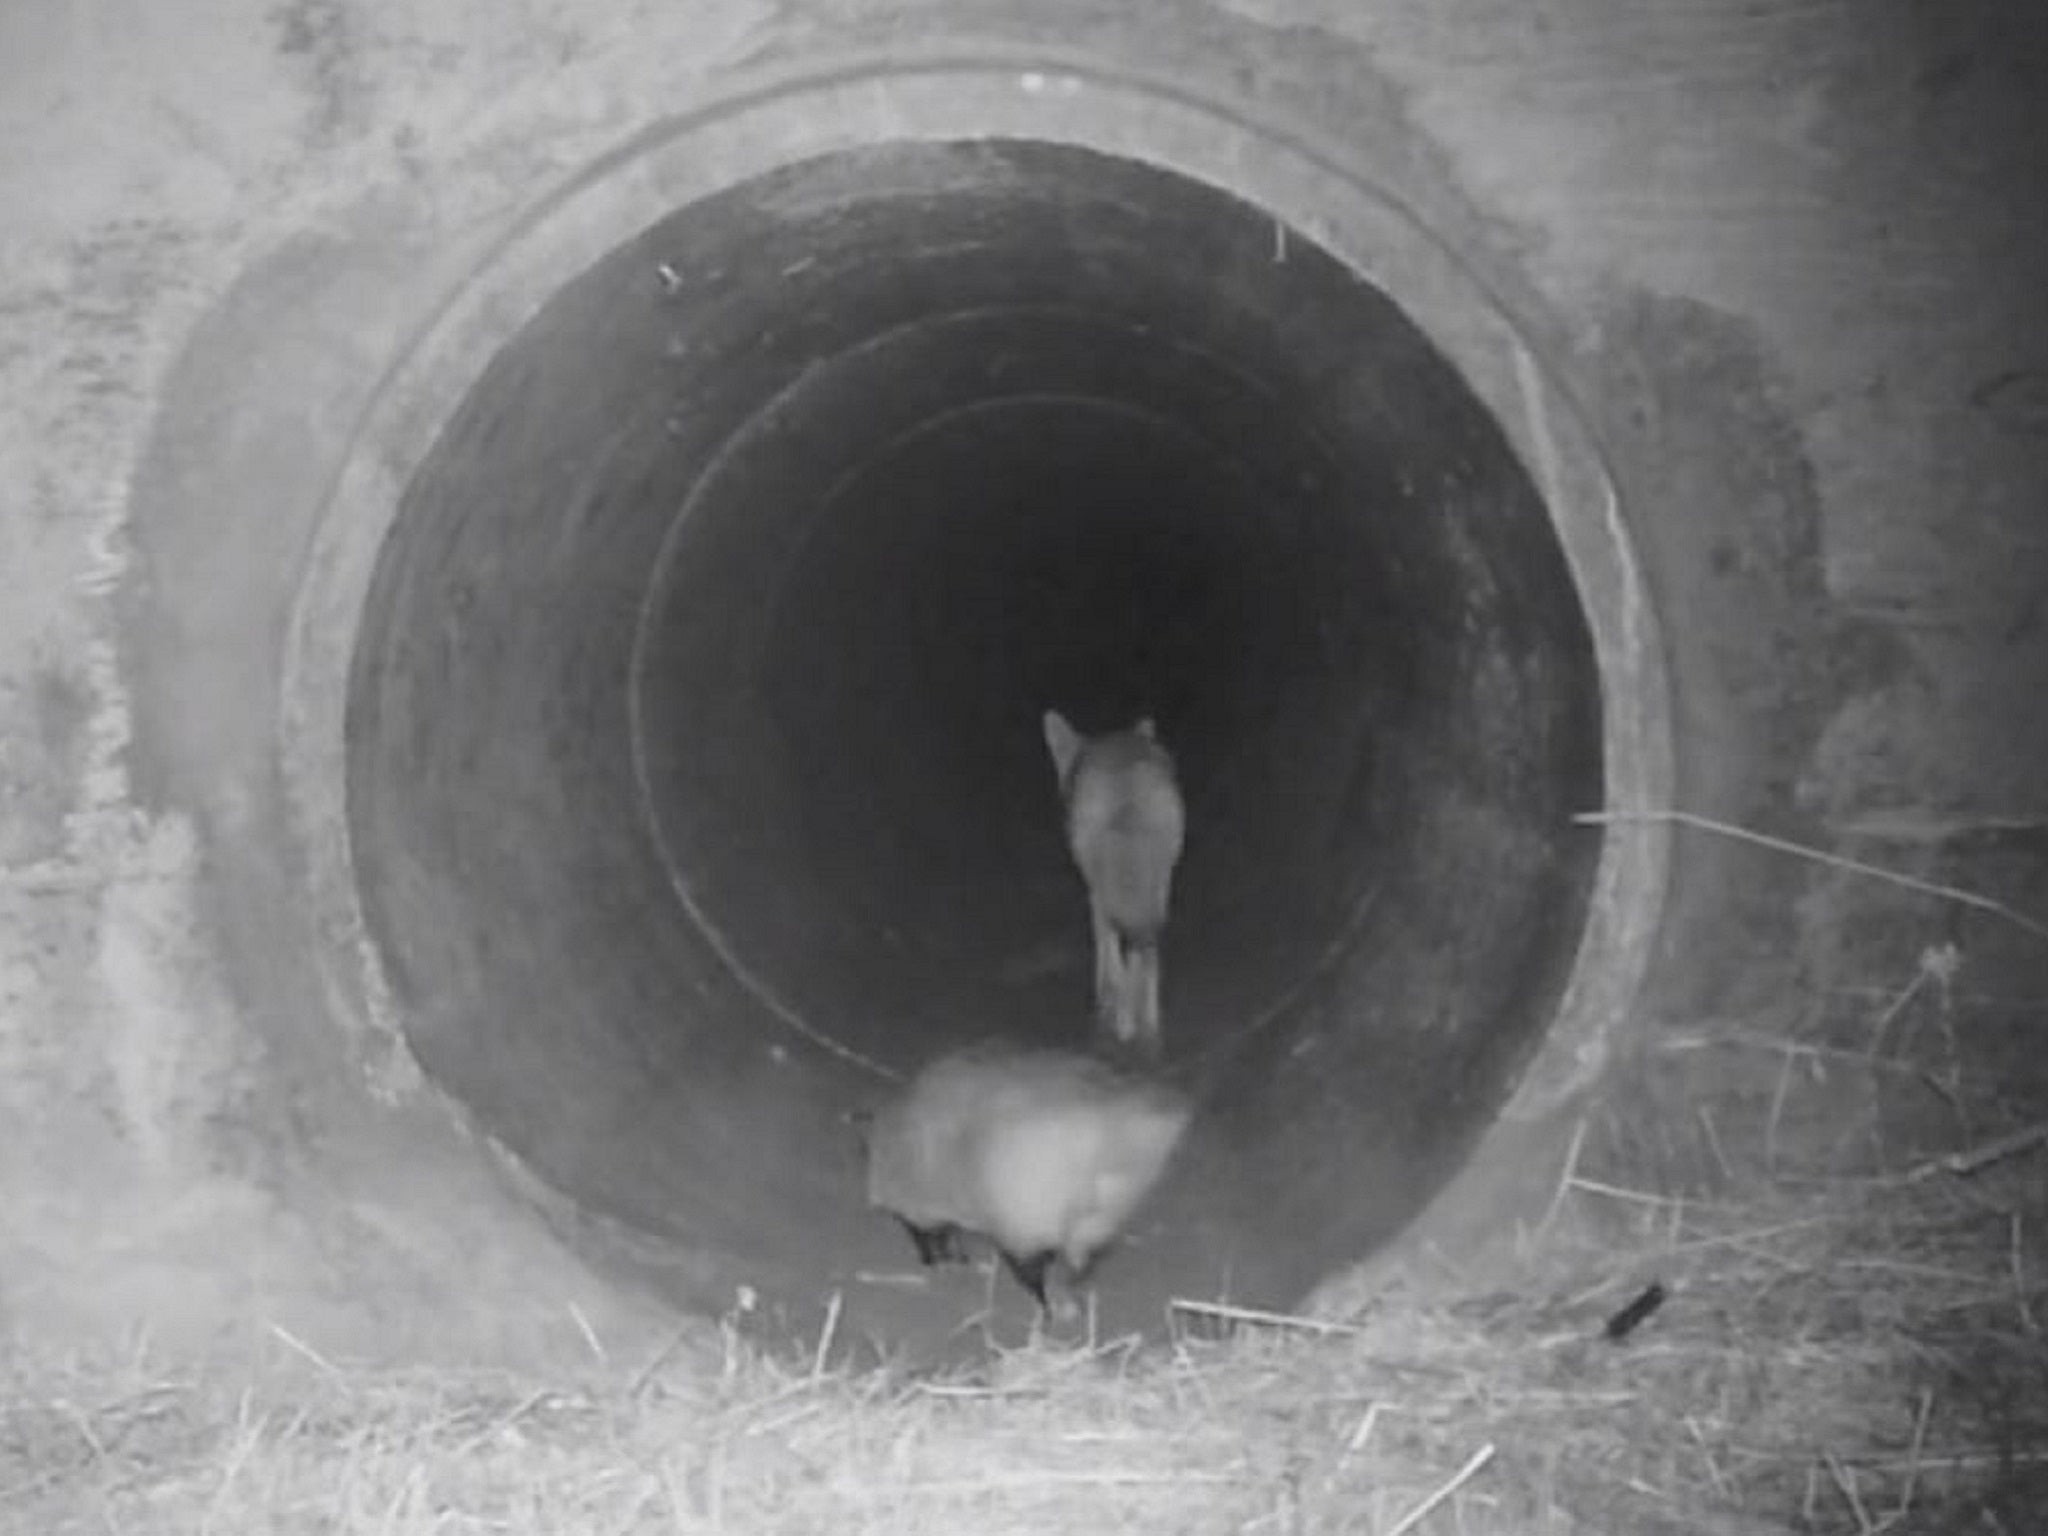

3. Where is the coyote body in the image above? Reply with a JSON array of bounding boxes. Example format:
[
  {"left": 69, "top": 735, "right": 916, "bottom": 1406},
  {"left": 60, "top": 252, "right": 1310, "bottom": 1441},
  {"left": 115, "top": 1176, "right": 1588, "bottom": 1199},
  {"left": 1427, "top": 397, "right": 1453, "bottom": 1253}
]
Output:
[
  {"left": 1042, "top": 710, "right": 1186, "bottom": 1059},
  {"left": 864, "top": 1042, "right": 1194, "bottom": 1317}
]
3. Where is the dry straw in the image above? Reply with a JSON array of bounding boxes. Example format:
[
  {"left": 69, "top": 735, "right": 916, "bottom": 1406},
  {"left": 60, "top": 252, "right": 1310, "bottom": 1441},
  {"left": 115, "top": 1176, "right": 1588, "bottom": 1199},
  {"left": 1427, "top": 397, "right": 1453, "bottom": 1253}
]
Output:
[
  {"left": 10, "top": 1087, "right": 2042, "bottom": 1532},
  {"left": 9, "top": 821, "right": 2046, "bottom": 1532}
]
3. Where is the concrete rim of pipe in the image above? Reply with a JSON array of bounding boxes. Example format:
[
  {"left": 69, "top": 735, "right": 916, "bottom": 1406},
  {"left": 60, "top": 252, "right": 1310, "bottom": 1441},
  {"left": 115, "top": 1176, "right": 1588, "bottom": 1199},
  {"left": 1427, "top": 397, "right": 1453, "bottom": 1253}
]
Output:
[{"left": 280, "top": 55, "right": 1673, "bottom": 1353}]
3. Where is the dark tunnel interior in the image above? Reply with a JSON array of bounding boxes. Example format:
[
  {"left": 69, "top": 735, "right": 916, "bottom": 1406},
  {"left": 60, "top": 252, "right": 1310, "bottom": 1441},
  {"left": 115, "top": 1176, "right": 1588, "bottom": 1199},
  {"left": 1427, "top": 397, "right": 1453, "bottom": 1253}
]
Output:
[{"left": 344, "top": 138, "right": 1607, "bottom": 1353}]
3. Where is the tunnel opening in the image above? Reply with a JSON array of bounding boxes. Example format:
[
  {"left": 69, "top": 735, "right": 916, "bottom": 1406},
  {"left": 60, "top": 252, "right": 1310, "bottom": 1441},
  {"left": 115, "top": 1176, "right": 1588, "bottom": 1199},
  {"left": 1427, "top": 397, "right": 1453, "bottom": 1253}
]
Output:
[{"left": 340, "top": 136, "right": 1610, "bottom": 1350}]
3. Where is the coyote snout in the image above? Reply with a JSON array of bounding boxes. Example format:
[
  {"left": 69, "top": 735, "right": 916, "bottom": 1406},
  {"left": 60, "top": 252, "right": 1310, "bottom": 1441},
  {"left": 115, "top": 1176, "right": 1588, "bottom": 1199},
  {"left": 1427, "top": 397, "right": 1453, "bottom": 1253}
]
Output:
[{"left": 1042, "top": 709, "right": 1186, "bottom": 1060}]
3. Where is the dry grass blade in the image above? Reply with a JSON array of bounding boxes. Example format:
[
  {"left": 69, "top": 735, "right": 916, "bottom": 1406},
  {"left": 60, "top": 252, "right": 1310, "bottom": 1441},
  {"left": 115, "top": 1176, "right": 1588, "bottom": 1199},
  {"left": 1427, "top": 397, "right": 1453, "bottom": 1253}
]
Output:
[
  {"left": 266, "top": 1322, "right": 340, "bottom": 1376},
  {"left": 1896, "top": 1387, "right": 1934, "bottom": 1522},
  {"left": 1534, "top": 1116, "right": 1588, "bottom": 1245},
  {"left": 1578, "top": 808, "right": 2048, "bottom": 942},
  {"left": 9, "top": 979, "right": 2047, "bottom": 1535},
  {"left": 1824, "top": 1448, "right": 1877, "bottom": 1534},
  {"left": 811, "top": 1290, "right": 843, "bottom": 1379},
  {"left": 1383, "top": 1443, "right": 1495, "bottom": 1536},
  {"left": 1907, "top": 1119, "right": 2048, "bottom": 1180},
  {"left": 1166, "top": 1298, "right": 1362, "bottom": 1336}
]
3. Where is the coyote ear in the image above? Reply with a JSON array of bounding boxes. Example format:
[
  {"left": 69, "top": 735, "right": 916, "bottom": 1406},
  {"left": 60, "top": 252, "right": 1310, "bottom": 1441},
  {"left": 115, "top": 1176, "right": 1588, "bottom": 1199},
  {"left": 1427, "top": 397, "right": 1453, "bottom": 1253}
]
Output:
[
  {"left": 1134, "top": 716, "right": 1157, "bottom": 741},
  {"left": 1042, "top": 709, "right": 1081, "bottom": 779}
]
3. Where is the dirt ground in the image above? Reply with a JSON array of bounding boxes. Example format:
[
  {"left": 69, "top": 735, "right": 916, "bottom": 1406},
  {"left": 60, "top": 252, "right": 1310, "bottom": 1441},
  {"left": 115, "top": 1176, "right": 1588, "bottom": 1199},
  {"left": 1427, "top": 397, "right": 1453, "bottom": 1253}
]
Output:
[{"left": 10, "top": 925, "right": 2048, "bottom": 1532}]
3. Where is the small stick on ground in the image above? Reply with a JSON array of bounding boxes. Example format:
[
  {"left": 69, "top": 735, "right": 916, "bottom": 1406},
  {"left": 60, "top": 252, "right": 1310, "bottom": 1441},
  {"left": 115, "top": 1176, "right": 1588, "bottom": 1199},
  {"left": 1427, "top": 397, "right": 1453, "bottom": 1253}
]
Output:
[
  {"left": 1343, "top": 1401, "right": 1382, "bottom": 1464},
  {"left": 811, "top": 1291, "right": 843, "bottom": 1380},
  {"left": 1853, "top": 1447, "right": 2048, "bottom": 1475},
  {"left": 1906, "top": 1120, "right": 2048, "bottom": 1181},
  {"left": 1166, "top": 1299, "right": 1362, "bottom": 1337},
  {"left": 2014, "top": 1212, "right": 2038, "bottom": 1336},
  {"left": 450, "top": 1388, "right": 550, "bottom": 1459},
  {"left": 1866, "top": 961, "right": 1932, "bottom": 1060},
  {"left": 203, "top": 1401, "right": 270, "bottom": 1534},
  {"left": 1384, "top": 1444, "right": 1496, "bottom": 1536},
  {"left": 265, "top": 1323, "right": 340, "bottom": 1377},
  {"left": 1532, "top": 1117, "right": 1587, "bottom": 1249},
  {"left": 1896, "top": 1387, "right": 1934, "bottom": 1524},
  {"left": 1686, "top": 1415, "right": 1729, "bottom": 1499},
  {"left": 59, "top": 1401, "right": 106, "bottom": 1462},
  {"left": 1767, "top": 1043, "right": 1799, "bottom": 1171},
  {"left": 567, "top": 1301, "right": 606, "bottom": 1364},
  {"left": 1698, "top": 1103, "right": 1733, "bottom": 1182},
  {"left": 1568, "top": 1175, "right": 1683, "bottom": 1208},
  {"left": 905, "top": 1469, "right": 1240, "bottom": 1493},
  {"left": 1823, "top": 1448, "right": 1876, "bottom": 1534}
]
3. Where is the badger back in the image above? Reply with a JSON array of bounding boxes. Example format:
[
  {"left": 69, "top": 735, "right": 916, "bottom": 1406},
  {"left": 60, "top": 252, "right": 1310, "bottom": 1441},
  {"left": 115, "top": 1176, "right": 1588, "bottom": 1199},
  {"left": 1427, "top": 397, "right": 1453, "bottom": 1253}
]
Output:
[
  {"left": 864, "top": 1043, "right": 1074, "bottom": 1226},
  {"left": 1065, "top": 1079, "right": 1194, "bottom": 1256},
  {"left": 868, "top": 1045, "right": 1193, "bottom": 1255},
  {"left": 968, "top": 1065, "right": 1194, "bottom": 1264},
  {"left": 1098, "top": 1080, "right": 1194, "bottom": 1193}
]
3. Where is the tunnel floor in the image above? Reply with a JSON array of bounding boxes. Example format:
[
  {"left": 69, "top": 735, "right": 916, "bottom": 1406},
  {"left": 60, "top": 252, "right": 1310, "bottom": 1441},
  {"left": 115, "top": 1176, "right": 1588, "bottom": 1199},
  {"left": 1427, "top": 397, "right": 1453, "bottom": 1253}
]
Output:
[{"left": 324, "top": 130, "right": 1620, "bottom": 1361}]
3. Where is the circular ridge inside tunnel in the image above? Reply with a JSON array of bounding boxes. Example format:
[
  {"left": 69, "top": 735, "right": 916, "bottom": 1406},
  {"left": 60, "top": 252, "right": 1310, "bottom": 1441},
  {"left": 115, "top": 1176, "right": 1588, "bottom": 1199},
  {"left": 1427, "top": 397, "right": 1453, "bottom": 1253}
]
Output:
[{"left": 343, "top": 137, "right": 1606, "bottom": 1349}]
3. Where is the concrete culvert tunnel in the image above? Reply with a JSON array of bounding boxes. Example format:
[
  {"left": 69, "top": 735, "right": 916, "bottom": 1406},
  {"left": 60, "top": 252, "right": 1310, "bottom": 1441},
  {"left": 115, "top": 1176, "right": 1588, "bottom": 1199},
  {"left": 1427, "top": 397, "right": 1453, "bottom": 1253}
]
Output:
[
  {"left": 24, "top": 0, "right": 2048, "bottom": 1508},
  {"left": 323, "top": 129, "right": 1653, "bottom": 1355}
]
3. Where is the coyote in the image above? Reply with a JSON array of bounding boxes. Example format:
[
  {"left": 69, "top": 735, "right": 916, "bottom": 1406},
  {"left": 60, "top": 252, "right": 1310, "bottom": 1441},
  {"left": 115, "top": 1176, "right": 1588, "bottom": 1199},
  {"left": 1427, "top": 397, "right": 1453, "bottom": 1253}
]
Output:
[{"left": 1042, "top": 709, "right": 1186, "bottom": 1059}]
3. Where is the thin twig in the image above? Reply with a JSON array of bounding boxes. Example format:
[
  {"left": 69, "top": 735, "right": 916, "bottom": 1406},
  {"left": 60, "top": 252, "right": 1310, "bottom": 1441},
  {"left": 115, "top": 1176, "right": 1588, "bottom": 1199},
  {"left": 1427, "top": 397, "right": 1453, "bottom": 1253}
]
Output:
[
  {"left": 1534, "top": 1117, "right": 1588, "bottom": 1246},
  {"left": 1686, "top": 1415, "right": 1729, "bottom": 1498},
  {"left": 1895, "top": 1388, "right": 1934, "bottom": 1521},
  {"left": 1698, "top": 1104, "right": 1733, "bottom": 1182},
  {"left": 1344, "top": 1402, "right": 1383, "bottom": 1462},
  {"left": 265, "top": 1323, "right": 340, "bottom": 1376},
  {"left": 1766, "top": 1044, "right": 1798, "bottom": 1170},
  {"left": 200, "top": 1398, "right": 268, "bottom": 1536},
  {"left": 1568, "top": 1175, "right": 1684, "bottom": 1207},
  {"left": 450, "top": 1388, "right": 550, "bottom": 1459},
  {"left": 1867, "top": 964, "right": 1931, "bottom": 1059},
  {"left": 1167, "top": 1299, "right": 1362, "bottom": 1336},
  {"left": 567, "top": 1301, "right": 606, "bottom": 1364},
  {"left": 1823, "top": 1448, "right": 1876, "bottom": 1534},
  {"left": 2014, "top": 1212, "right": 2038, "bottom": 1335},
  {"left": 1385, "top": 1444, "right": 1496, "bottom": 1536},
  {"left": 1664, "top": 1028, "right": 1938, "bottom": 1077},
  {"left": 1578, "top": 809, "right": 2048, "bottom": 942},
  {"left": 1653, "top": 1215, "right": 1846, "bottom": 1259},
  {"left": 1748, "top": 1446, "right": 2048, "bottom": 1475},
  {"left": 811, "top": 1291, "right": 843, "bottom": 1380},
  {"left": 1906, "top": 1120, "right": 2048, "bottom": 1181},
  {"left": 902, "top": 1470, "right": 1240, "bottom": 1493}
]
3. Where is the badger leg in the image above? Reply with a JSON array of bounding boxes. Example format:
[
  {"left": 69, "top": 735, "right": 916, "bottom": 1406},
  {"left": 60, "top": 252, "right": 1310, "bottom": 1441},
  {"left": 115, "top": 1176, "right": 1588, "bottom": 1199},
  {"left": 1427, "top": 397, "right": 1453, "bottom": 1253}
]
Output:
[
  {"left": 900, "top": 1218, "right": 964, "bottom": 1267},
  {"left": 1000, "top": 1248, "right": 1058, "bottom": 1313}
]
